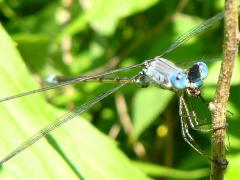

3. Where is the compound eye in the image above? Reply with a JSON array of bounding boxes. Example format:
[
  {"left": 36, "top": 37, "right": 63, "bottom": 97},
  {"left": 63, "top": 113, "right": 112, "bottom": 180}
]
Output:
[
  {"left": 176, "top": 74, "right": 182, "bottom": 80},
  {"left": 170, "top": 71, "right": 187, "bottom": 90},
  {"left": 196, "top": 61, "right": 208, "bottom": 80}
]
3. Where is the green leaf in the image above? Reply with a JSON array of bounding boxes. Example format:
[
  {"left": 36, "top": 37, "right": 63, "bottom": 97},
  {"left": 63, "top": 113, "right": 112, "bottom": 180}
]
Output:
[
  {"left": 130, "top": 88, "right": 174, "bottom": 141},
  {"left": 13, "top": 33, "right": 50, "bottom": 72},
  {"left": 61, "top": 0, "right": 159, "bottom": 37},
  {"left": 0, "top": 24, "right": 149, "bottom": 179},
  {"left": 134, "top": 161, "right": 210, "bottom": 179},
  {"left": 226, "top": 154, "right": 240, "bottom": 180},
  {"left": 86, "top": 0, "right": 159, "bottom": 35},
  {"left": 205, "top": 58, "right": 240, "bottom": 86},
  {"left": 202, "top": 58, "right": 240, "bottom": 100}
]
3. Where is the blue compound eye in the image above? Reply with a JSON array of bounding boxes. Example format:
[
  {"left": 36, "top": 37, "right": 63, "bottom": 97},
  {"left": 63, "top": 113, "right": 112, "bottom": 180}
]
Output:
[
  {"left": 196, "top": 61, "right": 208, "bottom": 80},
  {"left": 170, "top": 71, "right": 187, "bottom": 90}
]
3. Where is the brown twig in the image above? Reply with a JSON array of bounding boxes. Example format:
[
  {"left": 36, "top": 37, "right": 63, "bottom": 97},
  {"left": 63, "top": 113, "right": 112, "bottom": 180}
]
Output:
[
  {"left": 113, "top": 93, "right": 147, "bottom": 158},
  {"left": 108, "top": 123, "right": 121, "bottom": 139},
  {"left": 114, "top": 93, "right": 133, "bottom": 135},
  {"left": 210, "top": 0, "right": 239, "bottom": 179}
]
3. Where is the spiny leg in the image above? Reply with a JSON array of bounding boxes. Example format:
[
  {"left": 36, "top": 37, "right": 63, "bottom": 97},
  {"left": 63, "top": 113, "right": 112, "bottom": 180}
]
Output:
[
  {"left": 181, "top": 95, "right": 229, "bottom": 168},
  {"left": 179, "top": 96, "right": 212, "bottom": 162},
  {"left": 184, "top": 95, "right": 199, "bottom": 129},
  {"left": 184, "top": 94, "right": 212, "bottom": 132}
]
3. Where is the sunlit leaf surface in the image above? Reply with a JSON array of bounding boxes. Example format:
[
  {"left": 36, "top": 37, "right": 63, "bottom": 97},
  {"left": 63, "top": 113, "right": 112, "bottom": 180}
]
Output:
[
  {"left": 0, "top": 1, "right": 239, "bottom": 179},
  {"left": 0, "top": 24, "right": 149, "bottom": 179}
]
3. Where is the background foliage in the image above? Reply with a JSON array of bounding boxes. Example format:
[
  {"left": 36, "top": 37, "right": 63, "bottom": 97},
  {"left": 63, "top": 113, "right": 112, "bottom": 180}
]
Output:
[{"left": 0, "top": 0, "right": 239, "bottom": 179}]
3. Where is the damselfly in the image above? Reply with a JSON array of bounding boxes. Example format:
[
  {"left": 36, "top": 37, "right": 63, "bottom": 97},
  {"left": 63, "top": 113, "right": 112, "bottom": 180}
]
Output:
[{"left": 0, "top": 11, "right": 224, "bottom": 165}]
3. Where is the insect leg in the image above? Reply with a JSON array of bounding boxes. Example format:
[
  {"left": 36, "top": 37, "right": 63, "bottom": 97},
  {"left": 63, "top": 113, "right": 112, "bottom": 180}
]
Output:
[
  {"left": 185, "top": 95, "right": 212, "bottom": 132},
  {"left": 179, "top": 96, "right": 212, "bottom": 161}
]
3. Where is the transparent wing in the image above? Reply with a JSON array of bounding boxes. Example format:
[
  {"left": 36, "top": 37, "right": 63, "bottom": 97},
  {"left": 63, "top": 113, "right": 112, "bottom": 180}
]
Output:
[
  {"left": 159, "top": 11, "right": 224, "bottom": 57},
  {"left": 0, "top": 63, "right": 144, "bottom": 102},
  {"left": 0, "top": 75, "right": 139, "bottom": 165},
  {"left": 175, "top": 57, "right": 222, "bottom": 68}
]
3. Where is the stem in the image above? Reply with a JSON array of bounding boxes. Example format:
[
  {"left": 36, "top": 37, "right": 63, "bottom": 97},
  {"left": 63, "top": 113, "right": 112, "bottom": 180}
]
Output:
[{"left": 210, "top": 0, "right": 239, "bottom": 179}]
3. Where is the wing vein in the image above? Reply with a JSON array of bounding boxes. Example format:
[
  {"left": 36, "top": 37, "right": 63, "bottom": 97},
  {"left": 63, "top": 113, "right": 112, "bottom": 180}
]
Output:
[
  {"left": 0, "top": 63, "right": 144, "bottom": 102},
  {"left": 0, "top": 74, "right": 139, "bottom": 165}
]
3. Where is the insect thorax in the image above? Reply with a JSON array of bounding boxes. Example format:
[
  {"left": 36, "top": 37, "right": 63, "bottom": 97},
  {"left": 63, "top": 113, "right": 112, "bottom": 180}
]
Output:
[{"left": 136, "top": 57, "right": 183, "bottom": 90}]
